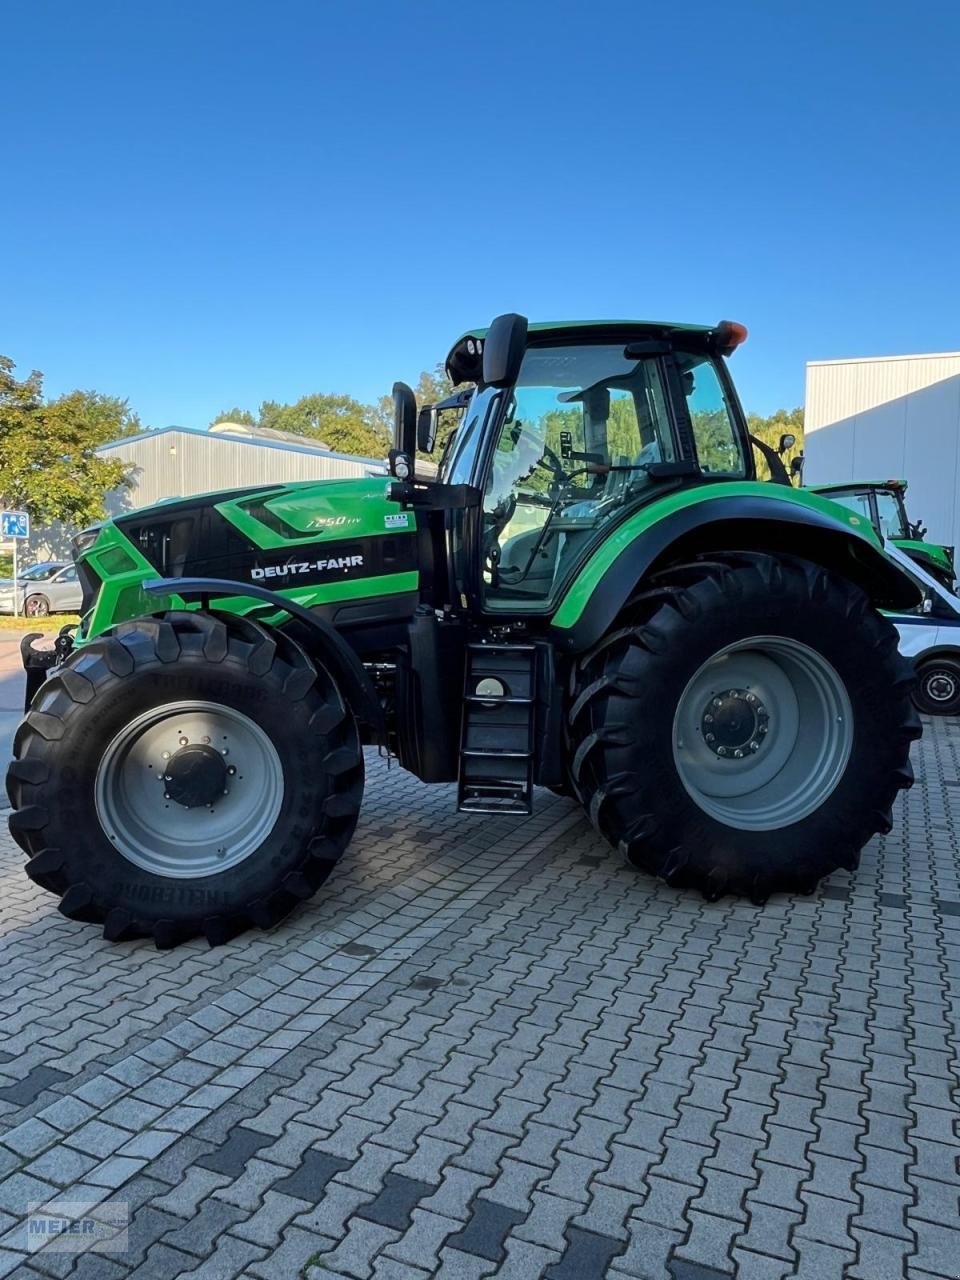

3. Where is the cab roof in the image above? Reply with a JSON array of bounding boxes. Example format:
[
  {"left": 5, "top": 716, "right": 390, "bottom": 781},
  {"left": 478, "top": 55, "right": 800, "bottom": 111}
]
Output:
[
  {"left": 446, "top": 319, "right": 731, "bottom": 386},
  {"left": 813, "top": 479, "right": 906, "bottom": 494},
  {"left": 453, "top": 318, "right": 714, "bottom": 344}
]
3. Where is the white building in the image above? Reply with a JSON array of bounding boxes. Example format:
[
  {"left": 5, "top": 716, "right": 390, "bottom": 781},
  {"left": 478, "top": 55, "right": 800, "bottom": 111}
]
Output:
[{"left": 804, "top": 351, "right": 960, "bottom": 549}]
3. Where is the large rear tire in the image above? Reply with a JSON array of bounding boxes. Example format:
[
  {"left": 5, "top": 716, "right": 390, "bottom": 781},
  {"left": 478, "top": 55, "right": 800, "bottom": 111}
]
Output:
[
  {"left": 6, "top": 611, "right": 364, "bottom": 946},
  {"left": 568, "top": 553, "right": 920, "bottom": 900}
]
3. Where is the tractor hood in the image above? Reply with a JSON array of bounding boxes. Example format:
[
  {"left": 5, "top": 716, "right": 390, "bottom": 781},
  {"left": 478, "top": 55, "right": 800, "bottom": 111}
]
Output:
[{"left": 74, "top": 477, "right": 420, "bottom": 635}]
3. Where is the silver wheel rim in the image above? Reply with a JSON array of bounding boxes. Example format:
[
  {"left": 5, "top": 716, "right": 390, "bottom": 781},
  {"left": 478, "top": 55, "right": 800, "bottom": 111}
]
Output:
[
  {"left": 95, "top": 700, "right": 284, "bottom": 878},
  {"left": 26, "top": 597, "right": 46, "bottom": 616},
  {"left": 925, "top": 671, "right": 957, "bottom": 704},
  {"left": 672, "top": 636, "right": 853, "bottom": 831}
]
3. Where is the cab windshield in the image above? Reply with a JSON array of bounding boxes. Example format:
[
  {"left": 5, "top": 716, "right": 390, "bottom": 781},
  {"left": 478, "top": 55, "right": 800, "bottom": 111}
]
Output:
[
  {"left": 875, "top": 490, "right": 909, "bottom": 539},
  {"left": 479, "top": 343, "right": 683, "bottom": 608}
]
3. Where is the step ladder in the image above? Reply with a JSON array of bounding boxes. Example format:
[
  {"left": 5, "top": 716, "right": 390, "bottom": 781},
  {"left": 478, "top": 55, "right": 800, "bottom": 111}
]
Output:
[{"left": 457, "top": 642, "right": 536, "bottom": 815}]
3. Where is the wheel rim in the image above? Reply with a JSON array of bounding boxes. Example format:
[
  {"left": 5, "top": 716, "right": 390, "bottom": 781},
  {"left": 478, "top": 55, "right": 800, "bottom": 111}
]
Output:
[
  {"left": 672, "top": 636, "right": 853, "bottom": 831},
  {"left": 25, "top": 597, "right": 47, "bottom": 617},
  {"left": 95, "top": 700, "right": 285, "bottom": 878},
  {"left": 924, "top": 669, "right": 957, "bottom": 705}
]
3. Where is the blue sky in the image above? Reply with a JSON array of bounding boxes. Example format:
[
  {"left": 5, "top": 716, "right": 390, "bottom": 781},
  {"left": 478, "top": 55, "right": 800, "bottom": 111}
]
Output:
[{"left": 2, "top": 0, "right": 959, "bottom": 429}]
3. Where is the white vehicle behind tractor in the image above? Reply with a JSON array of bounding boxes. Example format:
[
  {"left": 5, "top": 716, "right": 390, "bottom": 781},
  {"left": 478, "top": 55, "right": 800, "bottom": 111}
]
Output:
[{"left": 886, "top": 539, "right": 960, "bottom": 715}]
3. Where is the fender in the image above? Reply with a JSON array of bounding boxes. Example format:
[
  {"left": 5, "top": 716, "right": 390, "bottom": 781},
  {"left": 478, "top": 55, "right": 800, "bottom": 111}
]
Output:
[
  {"left": 144, "top": 577, "right": 385, "bottom": 740},
  {"left": 549, "top": 492, "right": 922, "bottom": 653}
]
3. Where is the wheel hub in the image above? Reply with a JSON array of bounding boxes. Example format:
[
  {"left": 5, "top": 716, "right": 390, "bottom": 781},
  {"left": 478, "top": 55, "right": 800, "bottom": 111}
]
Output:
[
  {"left": 927, "top": 672, "right": 956, "bottom": 702},
  {"left": 701, "top": 688, "right": 769, "bottom": 758},
  {"left": 163, "top": 743, "right": 228, "bottom": 808},
  {"left": 95, "top": 699, "right": 284, "bottom": 878}
]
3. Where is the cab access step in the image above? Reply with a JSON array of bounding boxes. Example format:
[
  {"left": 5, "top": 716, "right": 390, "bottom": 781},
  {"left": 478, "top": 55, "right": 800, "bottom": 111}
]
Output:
[{"left": 458, "top": 642, "right": 535, "bottom": 815}]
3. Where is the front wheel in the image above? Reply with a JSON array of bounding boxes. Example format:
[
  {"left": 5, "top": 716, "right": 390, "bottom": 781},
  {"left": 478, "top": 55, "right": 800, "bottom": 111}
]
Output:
[
  {"left": 914, "top": 657, "right": 960, "bottom": 715},
  {"left": 7, "top": 612, "right": 364, "bottom": 946},
  {"left": 24, "top": 595, "right": 50, "bottom": 617},
  {"left": 568, "top": 553, "right": 920, "bottom": 900}
]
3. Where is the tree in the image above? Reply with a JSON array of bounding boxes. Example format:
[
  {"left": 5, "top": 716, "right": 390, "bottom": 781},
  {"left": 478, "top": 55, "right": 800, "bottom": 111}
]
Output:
[
  {"left": 0, "top": 356, "right": 138, "bottom": 527},
  {"left": 212, "top": 395, "right": 391, "bottom": 459},
  {"left": 264, "top": 394, "right": 389, "bottom": 458},
  {"left": 211, "top": 407, "right": 257, "bottom": 427}
]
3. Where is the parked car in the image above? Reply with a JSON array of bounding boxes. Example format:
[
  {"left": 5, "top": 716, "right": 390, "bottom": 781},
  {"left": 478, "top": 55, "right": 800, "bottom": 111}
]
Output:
[
  {"left": 0, "top": 561, "right": 82, "bottom": 616},
  {"left": 884, "top": 540, "right": 960, "bottom": 715}
]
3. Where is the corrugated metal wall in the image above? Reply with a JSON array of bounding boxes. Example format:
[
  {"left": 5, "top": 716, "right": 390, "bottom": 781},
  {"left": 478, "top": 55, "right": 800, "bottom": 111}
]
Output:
[
  {"left": 101, "top": 430, "right": 385, "bottom": 515},
  {"left": 805, "top": 353, "right": 960, "bottom": 550}
]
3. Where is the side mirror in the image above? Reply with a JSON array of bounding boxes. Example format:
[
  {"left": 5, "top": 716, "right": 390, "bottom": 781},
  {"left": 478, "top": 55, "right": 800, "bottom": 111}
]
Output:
[
  {"left": 482, "top": 313, "right": 528, "bottom": 388},
  {"left": 778, "top": 433, "right": 796, "bottom": 455},
  {"left": 389, "top": 382, "right": 417, "bottom": 481},
  {"left": 417, "top": 405, "right": 438, "bottom": 454},
  {"left": 392, "top": 382, "right": 417, "bottom": 454}
]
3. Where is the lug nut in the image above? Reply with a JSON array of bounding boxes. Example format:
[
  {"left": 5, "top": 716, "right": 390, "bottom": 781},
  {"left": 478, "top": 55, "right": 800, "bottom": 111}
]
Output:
[
  {"left": 704, "top": 713, "right": 714, "bottom": 723},
  {"left": 227, "top": 765, "right": 237, "bottom": 775},
  {"left": 179, "top": 737, "right": 188, "bottom": 746},
  {"left": 717, "top": 747, "right": 728, "bottom": 756},
  {"left": 161, "top": 751, "right": 170, "bottom": 760},
  {"left": 706, "top": 733, "right": 716, "bottom": 743}
]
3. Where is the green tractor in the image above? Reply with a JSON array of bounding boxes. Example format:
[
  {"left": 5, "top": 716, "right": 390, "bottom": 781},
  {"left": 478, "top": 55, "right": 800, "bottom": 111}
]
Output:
[
  {"left": 811, "top": 480, "right": 956, "bottom": 591},
  {"left": 7, "top": 315, "right": 923, "bottom": 947}
]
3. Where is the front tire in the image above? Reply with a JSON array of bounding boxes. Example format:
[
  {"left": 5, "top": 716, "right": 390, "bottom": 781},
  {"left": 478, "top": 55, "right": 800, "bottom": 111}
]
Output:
[
  {"left": 24, "top": 595, "right": 50, "bottom": 617},
  {"left": 7, "top": 611, "right": 364, "bottom": 946},
  {"left": 914, "top": 657, "right": 960, "bottom": 715},
  {"left": 568, "top": 553, "right": 920, "bottom": 900}
]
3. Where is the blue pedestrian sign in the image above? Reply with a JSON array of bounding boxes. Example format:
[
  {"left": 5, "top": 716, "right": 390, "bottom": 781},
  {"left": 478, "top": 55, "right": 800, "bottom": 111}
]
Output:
[{"left": 1, "top": 511, "right": 29, "bottom": 539}]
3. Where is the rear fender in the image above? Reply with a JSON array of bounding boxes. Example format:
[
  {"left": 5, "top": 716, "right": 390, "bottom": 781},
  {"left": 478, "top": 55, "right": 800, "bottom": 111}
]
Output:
[
  {"left": 549, "top": 495, "right": 922, "bottom": 653},
  {"left": 144, "top": 577, "right": 385, "bottom": 741}
]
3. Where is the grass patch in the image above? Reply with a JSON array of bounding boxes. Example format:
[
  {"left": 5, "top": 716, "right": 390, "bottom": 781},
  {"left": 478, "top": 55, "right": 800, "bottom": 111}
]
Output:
[
  {"left": 0, "top": 614, "right": 80, "bottom": 633},
  {"left": 0, "top": 555, "right": 12, "bottom": 578}
]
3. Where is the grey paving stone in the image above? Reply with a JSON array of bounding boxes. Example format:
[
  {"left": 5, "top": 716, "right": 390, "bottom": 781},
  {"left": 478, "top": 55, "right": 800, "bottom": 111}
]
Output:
[
  {"left": 446, "top": 1198, "right": 526, "bottom": 1263},
  {"left": 273, "top": 1149, "right": 352, "bottom": 1203},
  {"left": 357, "top": 1173, "right": 436, "bottom": 1232},
  {"left": 0, "top": 1065, "right": 70, "bottom": 1106},
  {"left": 544, "top": 1225, "right": 627, "bottom": 1277},
  {"left": 195, "top": 1126, "right": 274, "bottom": 1176},
  {"left": 162, "top": 1195, "right": 248, "bottom": 1256}
]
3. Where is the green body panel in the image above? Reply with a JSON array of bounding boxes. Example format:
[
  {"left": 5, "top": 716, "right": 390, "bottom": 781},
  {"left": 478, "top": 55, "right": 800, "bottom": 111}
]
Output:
[
  {"left": 76, "top": 477, "right": 419, "bottom": 643},
  {"left": 551, "top": 480, "right": 882, "bottom": 630},
  {"left": 215, "top": 477, "right": 415, "bottom": 550},
  {"left": 895, "top": 537, "right": 954, "bottom": 575}
]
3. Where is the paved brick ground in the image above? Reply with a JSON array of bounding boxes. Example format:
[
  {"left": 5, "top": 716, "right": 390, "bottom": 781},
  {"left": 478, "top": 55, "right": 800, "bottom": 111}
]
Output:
[{"left": 0, "top": 720, "right": 958, "bottom": 1279}]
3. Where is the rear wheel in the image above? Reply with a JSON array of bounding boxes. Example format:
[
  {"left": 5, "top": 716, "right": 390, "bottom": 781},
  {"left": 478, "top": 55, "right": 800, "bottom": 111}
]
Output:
[
  {"left": 914, "top": 657, "right": 960, "bottom": 715},
  {"left": 568, "top": 553, "right": 920, "bottom": 900},
  {"left": 6, "top": 611, "right": 364, "bottom": 946}
]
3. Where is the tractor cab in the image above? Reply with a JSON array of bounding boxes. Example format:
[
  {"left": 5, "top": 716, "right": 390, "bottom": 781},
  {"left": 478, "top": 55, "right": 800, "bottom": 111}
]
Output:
[
  {"left": 810, "top": 480, "right": 955, "bottom": 590},
  {"left": 394, "top": 314, "right": 756, "bottom": 615}
]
